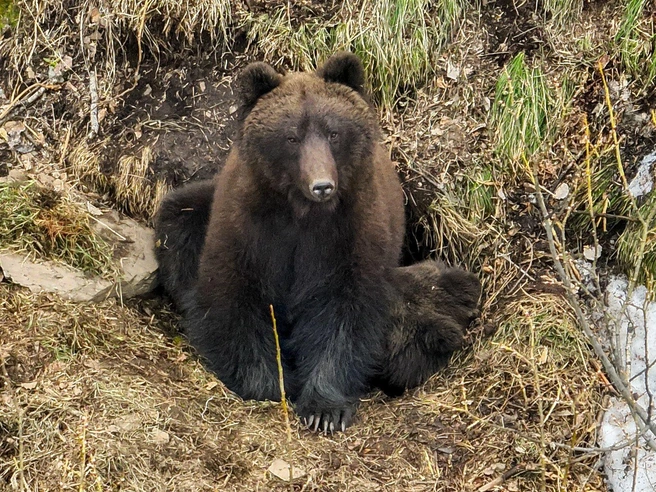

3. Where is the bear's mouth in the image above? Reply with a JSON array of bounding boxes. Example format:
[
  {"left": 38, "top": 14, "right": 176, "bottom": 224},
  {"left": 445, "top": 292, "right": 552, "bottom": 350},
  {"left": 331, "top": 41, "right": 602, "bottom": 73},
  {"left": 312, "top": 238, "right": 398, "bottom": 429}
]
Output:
[{"left": 289, "top": 187, "right": 340, "bottom": 218}]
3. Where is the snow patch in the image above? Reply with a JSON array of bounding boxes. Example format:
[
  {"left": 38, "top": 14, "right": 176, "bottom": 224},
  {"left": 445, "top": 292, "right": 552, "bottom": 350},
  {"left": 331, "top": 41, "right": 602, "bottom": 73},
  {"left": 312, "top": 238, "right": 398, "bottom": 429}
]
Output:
[
  {"left": 628, "top": 151, "right": 655, "bottom": 198},
  {"left": 598, "top": 277, "right": 656, "bottom": 491}
]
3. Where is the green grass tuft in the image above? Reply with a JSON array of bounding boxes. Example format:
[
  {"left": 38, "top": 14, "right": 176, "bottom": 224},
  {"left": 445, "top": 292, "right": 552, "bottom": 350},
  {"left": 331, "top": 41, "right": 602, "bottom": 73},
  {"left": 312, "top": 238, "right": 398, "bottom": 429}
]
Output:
[
  {"left": 490, "top": 53, "right": 553, "bottom": 162},
  {"left": 0, "top": 181, "right": 116, "bottom": 276},
  {"left": 0, "top": 0, "right": 18, "bottom": 30},
  {"left": 542, "top": 0, "right": 584, "bottom": 27},
  {"left": 243, "top": 0, "right": 465, "bottom": 110},
  {"left": 617, "top": 192, "right": 656, "bottom": 288},
  {"left": 615, "top": 0, "right": 656, "bottom": 91},
  {"left": 465, "top": 164, "right": 497, "bottom": 221}
]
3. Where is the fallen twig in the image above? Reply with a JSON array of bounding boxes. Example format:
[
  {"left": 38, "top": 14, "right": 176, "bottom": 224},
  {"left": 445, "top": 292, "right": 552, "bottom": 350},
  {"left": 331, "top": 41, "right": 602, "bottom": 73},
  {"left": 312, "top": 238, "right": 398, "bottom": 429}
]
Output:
[
  {"left": 477, "top": 464, "right": 525, "bottom": 492},
  {"left": 270, "top": 304, "right": 294, "bottom": 485},
  {"left": 88, "top": 69, "right": 99, "bottom": 138},
  {"left": 0, "top": 84, "right": 49, "bottom": 124}
]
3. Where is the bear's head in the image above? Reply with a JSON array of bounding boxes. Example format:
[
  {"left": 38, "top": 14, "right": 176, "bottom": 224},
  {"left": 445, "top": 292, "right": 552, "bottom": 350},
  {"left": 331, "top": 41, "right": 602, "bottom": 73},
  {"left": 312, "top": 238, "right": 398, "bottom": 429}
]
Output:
[{"left": 235, "top": 52, "right": 378, "bottom": 214}]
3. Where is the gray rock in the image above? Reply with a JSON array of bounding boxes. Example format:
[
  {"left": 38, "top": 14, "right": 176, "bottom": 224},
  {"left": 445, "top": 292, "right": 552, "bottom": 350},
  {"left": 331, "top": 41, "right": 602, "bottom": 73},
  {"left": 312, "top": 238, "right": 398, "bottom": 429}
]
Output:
[
  {"left": 91, "top": 209, "right": 159, "bottom": 300},
  {"left": 0, "top": 209, "right": 158, "bottom": 302},
  {"left": 0, "top": 253, "right": 113, "bottom": 302}
]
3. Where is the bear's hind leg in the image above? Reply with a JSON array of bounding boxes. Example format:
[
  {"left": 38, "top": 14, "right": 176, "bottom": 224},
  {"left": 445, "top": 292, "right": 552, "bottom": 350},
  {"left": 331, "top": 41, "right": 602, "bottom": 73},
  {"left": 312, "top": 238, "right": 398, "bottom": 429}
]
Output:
[
  {"left": 154, "top": 180, "right": 215, "bottom": 309},
  {"left": 375, "top": 261, "right": 481, "bottom": 397}
]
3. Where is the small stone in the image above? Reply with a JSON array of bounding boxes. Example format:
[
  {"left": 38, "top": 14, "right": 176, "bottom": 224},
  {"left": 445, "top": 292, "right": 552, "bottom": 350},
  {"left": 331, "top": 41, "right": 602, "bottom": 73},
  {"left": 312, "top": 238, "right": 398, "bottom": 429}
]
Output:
[
  {"left": 90, "top": 209, "right": 158, "bottom": 299},
  {"left": 0, "top": 169, "right": 28, "bottom": 184},
  {"left": 0, "top": 253, "right": 113, "bottom": 302}
]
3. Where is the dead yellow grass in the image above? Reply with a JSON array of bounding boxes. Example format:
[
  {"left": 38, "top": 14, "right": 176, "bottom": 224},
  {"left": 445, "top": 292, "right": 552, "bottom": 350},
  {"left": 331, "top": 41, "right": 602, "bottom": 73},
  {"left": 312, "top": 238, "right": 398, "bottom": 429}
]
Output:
[{"left": 0, "top": 284, "right": 606, "bottom": 491}]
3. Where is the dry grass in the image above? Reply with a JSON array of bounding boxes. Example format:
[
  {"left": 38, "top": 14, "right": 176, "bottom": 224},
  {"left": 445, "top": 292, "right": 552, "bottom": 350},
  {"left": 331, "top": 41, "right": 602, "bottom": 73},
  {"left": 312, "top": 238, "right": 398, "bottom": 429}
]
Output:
[
  {"left": 113, "top": 145, "right": 169, "bottom": 218},
  {"left": 1, "top": 0, "right": 655, "bottom": 490},
  {"left": 2, "top": 0, "right": 232, "bottom": 70},
  {"left": 0, "top": 285, "right": 606, "bottom": 491}
]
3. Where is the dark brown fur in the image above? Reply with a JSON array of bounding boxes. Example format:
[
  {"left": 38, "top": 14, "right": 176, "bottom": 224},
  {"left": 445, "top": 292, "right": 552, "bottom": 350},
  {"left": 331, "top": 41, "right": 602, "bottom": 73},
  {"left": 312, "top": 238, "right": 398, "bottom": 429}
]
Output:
[
  {"left": 376, "top": 260, "right": 481, "bottom": 396},
  {"left": 154, "top": 53, "right": 481, "bottom": 433}
]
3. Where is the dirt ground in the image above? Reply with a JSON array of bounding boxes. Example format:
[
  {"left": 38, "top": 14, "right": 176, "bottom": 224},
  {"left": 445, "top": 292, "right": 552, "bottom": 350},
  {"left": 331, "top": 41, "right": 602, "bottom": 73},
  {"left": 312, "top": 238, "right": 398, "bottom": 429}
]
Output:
[{"left": 1, "top": 0, "right": 655, "bottom": 490}]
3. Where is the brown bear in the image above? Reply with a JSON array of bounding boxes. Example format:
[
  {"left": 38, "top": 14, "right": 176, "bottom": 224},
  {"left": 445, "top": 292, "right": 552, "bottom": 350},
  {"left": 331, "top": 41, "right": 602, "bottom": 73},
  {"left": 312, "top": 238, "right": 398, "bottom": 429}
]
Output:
[{"left": 154, "top": 52, "right": 481, "bottom": 433}]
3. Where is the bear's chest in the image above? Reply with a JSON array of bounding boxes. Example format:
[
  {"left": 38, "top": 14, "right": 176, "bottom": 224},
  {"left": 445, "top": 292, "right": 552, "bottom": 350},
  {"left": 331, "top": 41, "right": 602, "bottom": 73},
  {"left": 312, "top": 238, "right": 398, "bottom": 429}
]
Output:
[{"left": 249, "top": 210, "right": 353, "bottom": 298}]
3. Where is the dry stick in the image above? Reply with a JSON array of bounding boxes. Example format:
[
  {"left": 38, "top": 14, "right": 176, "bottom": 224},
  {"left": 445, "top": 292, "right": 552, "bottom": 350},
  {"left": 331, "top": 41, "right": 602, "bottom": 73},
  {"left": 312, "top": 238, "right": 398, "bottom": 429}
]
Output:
[
  {"left": 583, "top": 115, "right": 604, "bottom": 298},
  {"left": 269, "top": 305, "right": 294, "bottom": 482},
  {"left": 598, "top": 63, "right": 630, "bottom": 194},
  {"left": 522, "top": 154, "right": 656, "bottom": 451},
  {"left": 477, "top": 464, "right": 525, "bottom": 492},
  {"left": 0, "top": 83, "right": 47, "bottom": 124},
  {"left": 88, "top": 70, "right": 99, "bottom": 138}
]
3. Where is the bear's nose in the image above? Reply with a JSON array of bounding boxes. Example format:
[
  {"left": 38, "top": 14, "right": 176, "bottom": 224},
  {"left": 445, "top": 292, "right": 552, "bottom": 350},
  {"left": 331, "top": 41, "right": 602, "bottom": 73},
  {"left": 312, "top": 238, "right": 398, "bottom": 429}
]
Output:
[{"left": 311, "top": 180, "right": 335, "bottom": 200}]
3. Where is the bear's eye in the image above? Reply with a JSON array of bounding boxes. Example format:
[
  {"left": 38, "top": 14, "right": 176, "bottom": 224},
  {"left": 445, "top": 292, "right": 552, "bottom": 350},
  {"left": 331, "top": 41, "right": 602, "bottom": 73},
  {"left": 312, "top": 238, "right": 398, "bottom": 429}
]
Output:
[
  {"left": 287, "top": 136, "right": 299, "bottom": 144},
  {"left": 329, "top": 131, "right": 339, "bottom": 142}
]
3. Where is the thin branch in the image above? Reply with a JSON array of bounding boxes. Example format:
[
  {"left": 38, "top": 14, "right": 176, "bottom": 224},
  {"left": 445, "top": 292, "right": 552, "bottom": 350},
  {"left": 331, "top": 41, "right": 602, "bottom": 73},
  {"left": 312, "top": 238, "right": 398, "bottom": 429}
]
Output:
[
  {"left": 523, "top": 154, "right": 656, "bottom": 450},
  {"left": 88, "top": 70, "right": 99, "bottom": 139},
  {"left": 270, "top": 304, "right": 294, "bottom": 485}
]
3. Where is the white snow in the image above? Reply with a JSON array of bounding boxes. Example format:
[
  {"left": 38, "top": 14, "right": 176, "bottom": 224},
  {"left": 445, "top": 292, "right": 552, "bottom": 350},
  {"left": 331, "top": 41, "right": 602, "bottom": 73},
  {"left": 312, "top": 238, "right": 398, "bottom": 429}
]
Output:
[
  {"left": 598, "top": 276, "right": 656, "bottom": 491},
  {"left": 628, "top": 151, "right": 655, "bottom": 198}
]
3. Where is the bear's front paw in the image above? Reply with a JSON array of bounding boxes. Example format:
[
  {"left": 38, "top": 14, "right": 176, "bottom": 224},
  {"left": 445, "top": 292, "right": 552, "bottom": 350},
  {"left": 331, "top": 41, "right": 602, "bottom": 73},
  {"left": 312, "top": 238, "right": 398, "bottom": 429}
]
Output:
[{"left": 297, "top": 402, "right": 358, "bottom": 434}]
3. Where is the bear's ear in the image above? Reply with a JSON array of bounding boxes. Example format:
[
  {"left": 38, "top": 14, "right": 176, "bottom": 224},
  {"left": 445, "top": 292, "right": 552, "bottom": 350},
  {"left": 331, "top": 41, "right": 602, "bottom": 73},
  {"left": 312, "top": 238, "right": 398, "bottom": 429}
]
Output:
[
  {"left": 235, "top": 62, "right": 282, "bottom": 109},
  {"left": 316, "top": 52, "right": 365, "bottom": 94}
]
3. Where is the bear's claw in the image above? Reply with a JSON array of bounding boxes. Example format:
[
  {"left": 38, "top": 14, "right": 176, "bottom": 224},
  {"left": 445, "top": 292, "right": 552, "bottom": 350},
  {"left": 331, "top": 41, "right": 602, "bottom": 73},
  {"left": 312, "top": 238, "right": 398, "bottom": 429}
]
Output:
[{"left": 301, "top": 404, "right": 356, "bottom": 434}]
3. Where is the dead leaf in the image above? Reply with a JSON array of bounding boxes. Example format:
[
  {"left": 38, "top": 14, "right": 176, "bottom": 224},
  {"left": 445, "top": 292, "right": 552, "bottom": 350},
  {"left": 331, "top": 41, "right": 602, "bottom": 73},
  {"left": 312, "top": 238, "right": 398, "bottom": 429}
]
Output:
[
  {"left": 151, "top": 428, "right": 170, "bottom": 445},
  {"left": 89, "top": 7, "right": 101, "bottom": 24},
  {"left": 4, "top": 120, "right": 25, "bottom": 135},
  {"left": 554, "top": 182, "right": 569, "bottom": 200},
  {"left": 267, "top": 458, "right": 306, "bottom": 481},
  {"left": 583, "top": 244, "right": 602, "bottom": 261},
  {"left": 446, "top": 61, "right": 460, "bottom": 81},
  {"left": 20, "top": 381, "right": 38, "bottom": 390},
  {"left": 86, "top": 202, "right": 103, "bottom": 216}
]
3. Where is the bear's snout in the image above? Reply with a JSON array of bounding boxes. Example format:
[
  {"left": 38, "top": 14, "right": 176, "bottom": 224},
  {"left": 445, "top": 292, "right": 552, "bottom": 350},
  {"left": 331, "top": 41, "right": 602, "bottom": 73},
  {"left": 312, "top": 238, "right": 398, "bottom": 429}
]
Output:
[
  {"left": 311, "top": 180, "right": 335, "bottom": 200},
  {"left": 299, "top": 134, "right": 339, "bottom": 203}
]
